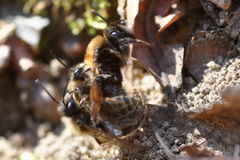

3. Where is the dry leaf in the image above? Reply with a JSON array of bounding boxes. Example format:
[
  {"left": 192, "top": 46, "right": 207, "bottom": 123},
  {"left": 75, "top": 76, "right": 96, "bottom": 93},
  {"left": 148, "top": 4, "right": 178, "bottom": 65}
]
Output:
[
  {"left": 184, "top": 31, "right": 232, "bottom": 82},
  {"left": 207, "top": 0, "right": 231, "bottom": 10},
  {"left": 179, "top": 145, "right": 229, "bottom": 160},
  {"left": 133, "top": 0, "right": 184, "bottom": 99},
  {"left": 181, "top": 146, "right": 215, "bottom": 157},
  {"left": 156, "top": 10, "right": 184, "bottom": 33},
  {"left": 154, "top": 129, "right": 229, "bottom": 160}
]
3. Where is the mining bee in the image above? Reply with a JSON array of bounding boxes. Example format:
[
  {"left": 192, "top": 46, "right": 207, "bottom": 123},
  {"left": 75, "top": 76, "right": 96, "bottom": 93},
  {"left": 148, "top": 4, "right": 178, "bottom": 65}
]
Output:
[{"left": 37, "top": 10, "right": 151, "bottom": 147}]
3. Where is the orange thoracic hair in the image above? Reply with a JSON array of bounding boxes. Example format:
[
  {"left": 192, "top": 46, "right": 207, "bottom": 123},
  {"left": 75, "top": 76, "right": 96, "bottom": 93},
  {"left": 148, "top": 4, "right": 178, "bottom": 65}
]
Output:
[{"left": 84, "top": 35, "right": 105, "bottom": 67}]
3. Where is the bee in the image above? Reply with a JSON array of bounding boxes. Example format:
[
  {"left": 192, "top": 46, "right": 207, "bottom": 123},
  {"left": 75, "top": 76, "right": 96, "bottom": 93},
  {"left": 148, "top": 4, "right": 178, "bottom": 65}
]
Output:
[
  {"left": 57, "top": 66, "right": 146, "bottom": 144},
  {"left": 84, "top": 10, "right": 151, "bottom": 121},
  {"left": 42, "top": 10, "right": 151, "bottom": 146}
]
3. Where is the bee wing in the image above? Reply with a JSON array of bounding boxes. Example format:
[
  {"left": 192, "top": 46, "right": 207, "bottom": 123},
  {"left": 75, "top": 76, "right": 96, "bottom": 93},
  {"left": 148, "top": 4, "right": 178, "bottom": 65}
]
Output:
[
  {"left": 132, "top": 57, "right": 164, "bottom": 89},
  {"left": 75, "top": 119, "right": 143, "bottom": 152}
]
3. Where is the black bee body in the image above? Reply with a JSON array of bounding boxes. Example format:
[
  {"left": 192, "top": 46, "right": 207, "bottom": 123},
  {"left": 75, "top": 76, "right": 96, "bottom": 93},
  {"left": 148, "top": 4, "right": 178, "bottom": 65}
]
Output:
[
  {"left": 67, "top": 63, "right": 93, "bottom": 92},
  {"left": 59, "top": 63, "right": 93, "bottom": 127},
  {"left": 59, "top": 14, "right": 149, "bottom": 143}
]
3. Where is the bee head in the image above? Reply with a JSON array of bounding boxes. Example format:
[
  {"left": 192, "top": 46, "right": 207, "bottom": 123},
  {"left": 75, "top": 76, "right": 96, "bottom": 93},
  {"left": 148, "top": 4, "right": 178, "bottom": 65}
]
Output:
[
  {"left": 73, "top": 67, "right": 86, "bottom": 80},
  {"left": 72, "top": 64, "right": 91, "bottom": 81},
  {"left": 59, "top": 91, "right": 92, "bottom": 125},
  {"left": 91, "top": 9, "right": 151, "bottom": 56},
  {"left": 104, "top": 24, "right": 135, "bottom": 54},
  {"left": 59, "top": 94, "right": 77, "bottom": 117}
]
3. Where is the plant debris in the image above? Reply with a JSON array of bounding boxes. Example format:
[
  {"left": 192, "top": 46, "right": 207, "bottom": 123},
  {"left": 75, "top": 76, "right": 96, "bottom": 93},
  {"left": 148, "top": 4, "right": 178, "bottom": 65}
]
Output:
[{"left": 133, "top": 0, "right": 184, "bottom": 99}]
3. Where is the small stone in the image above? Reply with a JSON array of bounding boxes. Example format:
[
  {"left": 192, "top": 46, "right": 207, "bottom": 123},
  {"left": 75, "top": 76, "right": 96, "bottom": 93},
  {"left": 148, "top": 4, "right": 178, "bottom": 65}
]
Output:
[
  {"left": 80, "top": 155, "right": 90, "bottom": 160},
  {"left": 193, "top": 128, "right": 201, "bottom": 136},
  {"left": 79, "top": 146, "right": 88, "bottom": 154},
  {"left": 171, "top": 145, "right": 179, "bottom": 153},
  {"left": 162, "top": 122, "right": 170, "bottom": 130},
  {"left": 206, "top": 61, "right": 221, "bottom": 69},
  {"left": 191, "top": 87, "right": 199, "bottom": 93},
  {"left": 144, "top": 141, "right": 153, "bottom": 148},
  {"left": 148, "top": 152, "right": 156, "bottom": 159},
  {"left": 174, "top": 139, "right": 181, "bottom": 145},
  {"left": 37, "top": 123, "right": 51, "bottom": 138},
  {"left": 9, "top": 134, "right": 25, "bottom": 147}
]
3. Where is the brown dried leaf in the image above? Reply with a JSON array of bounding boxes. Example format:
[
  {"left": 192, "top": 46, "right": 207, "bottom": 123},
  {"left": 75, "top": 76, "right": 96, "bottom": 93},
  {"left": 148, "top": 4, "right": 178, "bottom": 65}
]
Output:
[
  {"left": 184, "top": 31, "right": 232, "bottom": 82},
  {"left": 156, "top": 10, "right": 184, "bottom": 33},
  {"left": 178, "top": 145, "right": 229, "bottom": 160},
  {"left": 181, "top": 146, "right": 215, "bottom": 157},
  {"left": 133, "top": 0, "right": 184, "bottom": 99},
  {"left": 187, "top": 86, "right": 240, "bottom": 122},
  {"left": 154, "top": 129, "right": 229, "bottom": 160},
  {"left": 207, "top": 0, "right": 231, "bottom": 10},
  {"left": 189, "top": 156, "right": 228, "bottom": 160}
]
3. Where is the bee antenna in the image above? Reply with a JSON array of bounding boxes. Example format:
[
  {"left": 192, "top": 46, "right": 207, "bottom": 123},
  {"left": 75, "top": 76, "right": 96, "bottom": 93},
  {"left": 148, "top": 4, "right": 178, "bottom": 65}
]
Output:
[
  {"left": 50, "top": 51, "right": 72, "bottom": 72},
  {"left": 91, "top": 9, "right": 111, "bottom": 24},
  {"left": 61, "top": 78, "right": 70, "bottom": 106},
  {"left": 35, "top": 79, "right": 59, "bottom": 104}
]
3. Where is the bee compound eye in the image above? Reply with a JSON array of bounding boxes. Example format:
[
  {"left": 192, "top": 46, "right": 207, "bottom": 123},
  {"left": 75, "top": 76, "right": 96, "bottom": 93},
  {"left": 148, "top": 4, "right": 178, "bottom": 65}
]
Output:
[
  {"left": 74, "top": 68, "right": 81, "bottom": 78},
  {"left": 64, "top": 98, "right": 77, "bottom": 116},
  {"left": 74, "top": 67, "right": 87, "bottom": 80}
]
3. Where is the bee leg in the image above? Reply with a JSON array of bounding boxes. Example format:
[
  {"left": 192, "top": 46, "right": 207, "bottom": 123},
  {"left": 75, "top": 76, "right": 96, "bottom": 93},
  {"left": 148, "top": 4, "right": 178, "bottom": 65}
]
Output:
[
  {"left": 119, "top": 37, "right": 151, "bottom": 47},
  {"left": 90, "top": 78, "right": 103, "bottom": 123},
  {"left": 101, "top": 47, "right": 125, "bottom": 62}
]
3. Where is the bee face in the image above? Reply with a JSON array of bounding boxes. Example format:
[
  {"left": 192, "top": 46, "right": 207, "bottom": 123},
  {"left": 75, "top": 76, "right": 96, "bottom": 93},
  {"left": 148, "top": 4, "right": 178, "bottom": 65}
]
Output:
[
  {"left": 104, "top": 25, "right": 135, "bottom": 55},
  {"left": 61, "top": 95, "right": 77, "bottom": 117},
  {"left": 73, "top": 67, "right": 86, "bottom": 81},
  {"left": 60, "top": 91, "right": 92, "bottom": 124},
  {"left": 67, "top": 63, "right": 93, "bottom": 91},
  {"left": 72, "top": 63, "right": 91, "bottom": 81}
]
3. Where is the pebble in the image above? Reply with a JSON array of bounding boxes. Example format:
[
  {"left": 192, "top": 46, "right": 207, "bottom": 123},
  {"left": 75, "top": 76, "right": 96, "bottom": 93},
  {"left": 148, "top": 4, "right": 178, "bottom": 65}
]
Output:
[
  {"left": 193, "top": 129, "right": 201, "bottom": 136},
  {"left": 162, "top": 122, "right": 170, "bottom": 130},
  {"left": 145, "top": 141, "right": 153, "bottom": 148},
  {"left": 191, "top": 87, "right": 199, "bottom": 93},
  {"left": 79, "top": 146, "right": 88, "bottom": 154},
  {"left": 206, "top": 61, "right": 221, "bottom": 69}
]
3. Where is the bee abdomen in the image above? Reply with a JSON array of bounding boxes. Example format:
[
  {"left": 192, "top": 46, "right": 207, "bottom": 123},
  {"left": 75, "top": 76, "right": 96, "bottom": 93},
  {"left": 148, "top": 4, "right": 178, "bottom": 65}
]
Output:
[{"left": 98, "top": 92, "right": 146, "bottom": 137}]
